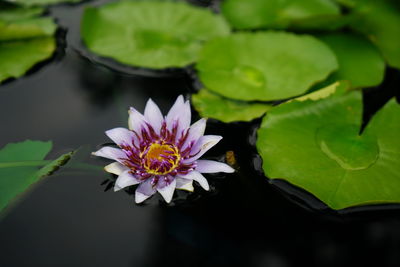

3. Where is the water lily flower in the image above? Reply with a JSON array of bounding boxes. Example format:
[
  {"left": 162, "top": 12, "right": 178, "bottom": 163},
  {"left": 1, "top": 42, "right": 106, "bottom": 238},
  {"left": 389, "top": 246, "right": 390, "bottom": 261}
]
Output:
[{"left": 93, "top": 95, "right": 234, "bottom": 203}]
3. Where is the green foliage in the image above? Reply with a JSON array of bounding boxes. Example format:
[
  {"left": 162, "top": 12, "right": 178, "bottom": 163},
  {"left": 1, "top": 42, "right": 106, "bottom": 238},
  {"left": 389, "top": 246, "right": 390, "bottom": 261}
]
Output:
[
  {"left": 0, "top": 5, "right": 56, "bottom": 83},
  {"left": 318, "top": 33, "right": 385, "bottom": 88},
  {"left": 196, "top": 32, "right": 338, "bottom": 101},
  {"left": 5, "top": 0, "right": 81, "bottom": 7},
  {"left": 257, "top": 90, "right": 400, "bottom": 210},
  {"left": 0, "top": 17, "right": 56, "bottom": 41},
  {"left": 343, "top": 0, "right": 400, "bottom": 69},
  {"left": 81, "top": 0, "right": 230, "bottom": 69},
  {"left": 0, "top": 4, "right": 43, "bottom": 21},
  {"left": 0, "top": 140, "right": 73, "bottom": 212},
  {"left": 192, "top": 89, "right": 272, "bottom": 123},
  {"left": 221, "top": 0, "right": 341, "bottom": 30}
]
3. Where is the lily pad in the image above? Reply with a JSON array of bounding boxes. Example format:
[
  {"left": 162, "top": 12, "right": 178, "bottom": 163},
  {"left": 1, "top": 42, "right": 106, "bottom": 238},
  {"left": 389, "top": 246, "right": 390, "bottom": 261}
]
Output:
[
  {"left": 0, "top": 140, "right": 73, "bottom": 212},
  {"left": 192, "top": 89, "right": 272, "bottom": 123},
  {"left": 344, "top": 0, "right": 400, "bottom": 69},
  {"left": 0, "top": 17, "right": 56, "bottom": 41},
  {"left": 0, "top": 37, "right": 56, "bottom": 83},
  {"left": 4, "top": 0, "right": 81, "bottom": 7},
  {"left": 221, "top": 0, "right": 341, "bottom": 30},
  {"left": 318, "top": 33, "right": 385, "bottom": 88},
  {"left": 257, "top": 90, "right": 400, "bottom": 210},
  {"left": 196, "top": 32, "right": 338, "bottom": 101},
  {"left": 81, "top": 0, "right": 230, "bottom": 69},
  {"left": 0, "top": 4, "right": 43, "bottom": 21},
  {"left": 0, "top": 7, "right": 56, "bottom": 83}
]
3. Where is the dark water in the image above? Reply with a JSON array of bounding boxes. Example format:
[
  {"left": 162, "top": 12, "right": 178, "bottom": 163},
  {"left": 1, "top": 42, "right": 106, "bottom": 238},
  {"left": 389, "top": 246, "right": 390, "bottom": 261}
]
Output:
[{"left": 1, "top": 1, "right": 400, "bottom": 266}]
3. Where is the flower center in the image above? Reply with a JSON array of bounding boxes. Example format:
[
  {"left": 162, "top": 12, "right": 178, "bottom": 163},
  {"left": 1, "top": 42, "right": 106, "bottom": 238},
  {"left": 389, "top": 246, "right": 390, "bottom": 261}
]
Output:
[{"left": 143, "top": 143, "right": 181, "bottom": 175}]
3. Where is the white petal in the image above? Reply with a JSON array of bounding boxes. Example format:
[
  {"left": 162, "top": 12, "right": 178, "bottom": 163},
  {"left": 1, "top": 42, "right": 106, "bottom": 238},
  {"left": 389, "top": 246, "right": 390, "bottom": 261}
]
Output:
[
  {"left": 184, "top": 135, "right": 223, "bottom": 163},
  {"left": 128, "top": 107, "right": 147, "bottom": 134},
  {"left": 175, "top": 178, "right": 194, "bottom": 192},
  {"left": 92, "top": 147, "right": 127, "bottom": 162},
  {"left": 179, "top": 100, "right": 192, "bottom": 131},
  {"left": 166, "top": 95, "right": 184, "bottom": 127},
  {"left": 179, "top": 171, "right": 209, "bottom": 191},
  {"left": 136, "top": 178, "right": 157, "bottom": 196},
  {"left": 105, "top": 127, "right": 135, "bottom": 147},
  {"left": 182, "top": 118, "right": 207, "bottom": 149},
  {"left": 144, "top": 98, "right": 164, "bottom": 134},
  {"left": 135, "top": 191, "right": 152, "bottom": 203},
  {"left": 135, "top": 178, "right": 156, "bottom": 203},
  {"left": 114, "top": 170, "right": 140, "bottom": 191},
  {"left": 104, "top": 162, "right": 128, "bottom": 175},
  {"left": 166, "top": 96, "right": 191, "bottom": 135},
  {"left": 157, "top": 179, "right": 176, "bottom": 203},
  {"left": 196, "top": 160, "right": 235, "bottom": 173}
]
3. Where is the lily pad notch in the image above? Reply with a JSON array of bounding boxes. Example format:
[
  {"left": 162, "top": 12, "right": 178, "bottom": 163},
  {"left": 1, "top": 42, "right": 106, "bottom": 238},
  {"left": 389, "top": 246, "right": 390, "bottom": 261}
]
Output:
[{"left": 256, "top": 90, "right": 400, "bottom": 210}]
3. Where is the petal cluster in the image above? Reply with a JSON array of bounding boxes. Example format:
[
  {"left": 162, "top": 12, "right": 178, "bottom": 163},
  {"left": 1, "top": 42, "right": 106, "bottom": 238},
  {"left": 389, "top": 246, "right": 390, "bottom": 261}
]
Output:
[{"left": 93, "top": 95, "right": 234, "bottom": 203}]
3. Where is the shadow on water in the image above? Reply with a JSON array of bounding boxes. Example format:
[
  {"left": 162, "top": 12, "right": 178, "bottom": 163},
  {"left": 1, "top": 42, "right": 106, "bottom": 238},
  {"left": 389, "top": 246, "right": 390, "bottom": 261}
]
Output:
[{"left": 0, "top": 0, "right": 400, "bottom": 267}]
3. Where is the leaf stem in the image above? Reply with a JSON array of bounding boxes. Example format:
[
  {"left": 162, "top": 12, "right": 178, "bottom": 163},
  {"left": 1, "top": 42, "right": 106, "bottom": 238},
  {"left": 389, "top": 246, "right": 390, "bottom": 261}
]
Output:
[
  {"left": 0, "top": 160, "right": 50, "bottom": 168},
  {"left": 0, "top": 161, "right": 103, "bottom": 172}
]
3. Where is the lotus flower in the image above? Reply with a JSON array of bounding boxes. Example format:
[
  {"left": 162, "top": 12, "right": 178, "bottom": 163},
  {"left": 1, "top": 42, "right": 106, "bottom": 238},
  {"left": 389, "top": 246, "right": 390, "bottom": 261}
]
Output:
[{"left": 93, "top": 95, "right": 234, "bottom": 203}]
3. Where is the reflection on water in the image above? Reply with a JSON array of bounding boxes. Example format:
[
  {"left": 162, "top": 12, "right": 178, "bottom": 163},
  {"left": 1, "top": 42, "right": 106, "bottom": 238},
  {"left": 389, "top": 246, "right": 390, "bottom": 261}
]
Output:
[{"left": 0, "top": 0, "right": 400, "bottom": 267}]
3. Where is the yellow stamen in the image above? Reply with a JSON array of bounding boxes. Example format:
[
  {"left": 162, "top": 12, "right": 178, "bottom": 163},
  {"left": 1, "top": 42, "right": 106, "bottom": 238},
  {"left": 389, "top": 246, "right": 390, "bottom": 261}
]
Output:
[{"left": 143, "top": 143, "right": 180, "bottom": 175}]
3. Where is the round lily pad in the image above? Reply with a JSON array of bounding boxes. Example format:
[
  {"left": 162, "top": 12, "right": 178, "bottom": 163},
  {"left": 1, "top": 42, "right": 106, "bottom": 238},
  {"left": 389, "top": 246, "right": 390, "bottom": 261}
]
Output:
[
  {"left": 345, "top": 0, "right": 400, "bottom": 69},
  {"left": 318, "top": 33, "right": 385, "bottom": 88},
  {"left": 257, "top": 90, "right": 400, "bottom": 210},
  {"left": 196, "top": 32, "right": 338, "bottom": 101},
  {"left": 0, "top": 17, "right": 56, "bottom": 41},
  {"left": 192, "top": 89, "right": 272, "bottom": 123},
  {"left": 0, "top": 37, "right": 56, "bottom": 83},
  {"left": 4, "top": 0, "right": 81, "bottom": 6},
  {"left": 81, "top": 0, "right": 230, "bottom": 69},
  {"left": 0, "top": 4, "right": 43, "bottom": 21},
  {"left": 221, "top": 0, "right": 340, "bottom": 30},
  {"left": 0, "top": 7, "right": 56, "bottom": 83}
]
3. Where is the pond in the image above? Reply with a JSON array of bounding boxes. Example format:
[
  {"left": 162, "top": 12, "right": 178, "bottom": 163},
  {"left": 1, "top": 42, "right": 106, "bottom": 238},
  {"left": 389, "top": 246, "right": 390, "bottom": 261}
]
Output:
[{"left": 1, "top": 0, "right": 400, "bottom": 266}]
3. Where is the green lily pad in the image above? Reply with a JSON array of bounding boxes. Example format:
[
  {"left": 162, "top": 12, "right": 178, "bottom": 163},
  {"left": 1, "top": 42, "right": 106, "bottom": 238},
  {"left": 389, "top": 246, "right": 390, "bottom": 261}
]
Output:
[
  {"left": 191, "top": 82, "right": 345, "bottom": 123},
  {"left": 0, "top": 4, "right": 44, "bottom": 21},
  {"left": 257, "top": 91, "right": 400, "bottom": 210},
  {"left": 196, "top": 32, "right": 338, "bottom": 101},
  {"left": 0, "top": 140, "right": 73, "bottom": 212},
  {"left": 0, "top": 17, "right": 56, "bottom": 41},
  {"left": 318, "top": 33, "right": 385, "bottom": 88},
  {"left": 0, "top": 37, "right": 56, "bottom": 83},
  {"left": 81, "top": 0, "right": 230, "bottom": 69},
  {"left": 344, "top": 0, "right": 400, "bottom": 69},
  {"left": 221, "top": 0, "right": 341, "bottom": 30},
  {"left": 4, "top": 0, "right": 81, "bottom": 7},
  {"left": 0, "top": 7, "right": 56, "bottom": 83},
  {"left": 192, "top": 89, "right": 272, "bottom": 123}
]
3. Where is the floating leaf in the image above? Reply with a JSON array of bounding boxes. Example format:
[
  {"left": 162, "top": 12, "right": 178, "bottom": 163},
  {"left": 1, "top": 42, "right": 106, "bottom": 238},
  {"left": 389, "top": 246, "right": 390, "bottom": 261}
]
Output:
[
  {"left": 344, "top": 0, "right": 400, "bottom": 69},
  {"left": 0, "top": 17, "right": 56, "bottom": 41},
  {"left": 318, "top": 33, "right": 385, "bottom": 88},
  {"left": 0, "top": 4, "right": 43, "bottom": 21},
  {"left": 257, "top": 91, "right": 400, "bottom": 210},
  {"left": 0, "top": 37, "right": 55, "bottom": 82},
  {"left": 221, "top": 0, "right": 340, "bottom": 30},
  {"left": 81, "top": 0, "right": 230, "bottom": 69},
  {"left": 293, "top": 80, "right": 348, "bottom": 102},
  {"left": 5, "top": 0, "right": 81, "bottom": 7},
  {"left": 0, "top": 140, "right": 73, "bottom": 212},
  {"left": 192, "top": 89, "right": 272, "bottom": 123},
  {"left": 0, "top": 7, "right": 56, "bottom": 83},
  {"left": 196, "top": 32, "right": 338, "bottom": 101}
]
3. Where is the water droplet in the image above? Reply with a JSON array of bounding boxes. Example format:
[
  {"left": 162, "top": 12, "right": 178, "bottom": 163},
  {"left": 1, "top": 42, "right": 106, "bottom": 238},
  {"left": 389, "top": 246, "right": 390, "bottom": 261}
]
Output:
[{"left": 233, "top": 65, "right": 266, "bottom": 88}]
